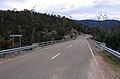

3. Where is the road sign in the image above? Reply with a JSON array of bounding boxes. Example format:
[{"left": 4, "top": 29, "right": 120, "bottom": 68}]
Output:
[
  {"left": 10, "top": 34, "right": 22, "bottom": 47},
  {"left": 10, "top": 35, "right": 22, "bottom": 37}
]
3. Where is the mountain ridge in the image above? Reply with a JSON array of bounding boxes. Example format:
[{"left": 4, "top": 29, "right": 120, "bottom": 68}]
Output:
[{"left": 75, "top": 19, "right": 120, "bottom": 27}]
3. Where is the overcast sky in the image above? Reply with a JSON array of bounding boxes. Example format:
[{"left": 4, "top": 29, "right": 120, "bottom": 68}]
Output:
[{"left": 0, "top": 0, "right": 120, "bottom": 20}]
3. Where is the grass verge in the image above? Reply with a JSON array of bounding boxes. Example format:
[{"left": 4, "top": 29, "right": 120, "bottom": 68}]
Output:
[
  {"left": 99, "top": 51, "right": 117, "bottom": 66},
  {"left": 98, "top": 51, "right": 120, "bottom": 78}
]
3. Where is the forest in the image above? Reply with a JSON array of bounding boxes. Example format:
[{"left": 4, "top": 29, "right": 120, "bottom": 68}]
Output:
[
  {"left": 0, "top": 9, "right": 81, "bottom": 50},
  {"left": 89, "top": 21, "right": 120, "bottom": 52},
  {"left": 78, "top": 19, "right": 120, "bottom": 52},
  {"left": 0, "top": 9, "right": 119, "bottom": 52}
]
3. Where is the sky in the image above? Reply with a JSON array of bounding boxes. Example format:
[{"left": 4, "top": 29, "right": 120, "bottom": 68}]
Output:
[{"left": 0, "top": 0, "right": 120, "bottom": 20}]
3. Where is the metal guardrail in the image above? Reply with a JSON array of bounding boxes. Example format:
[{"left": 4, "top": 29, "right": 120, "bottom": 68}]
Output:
[
  {"left": 0, "top": 39, "right": 67, "bottom": 56},
  {"left": 91, "top": 39, "right": 120, "bottom": 59},
  {"left": 0, "top": 45, "right": 37, "bottom": 55}
]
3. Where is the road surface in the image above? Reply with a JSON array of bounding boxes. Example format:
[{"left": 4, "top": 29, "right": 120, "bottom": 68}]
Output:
[{"left": 0, "top": 35, "right": 102, "bottom": 79}]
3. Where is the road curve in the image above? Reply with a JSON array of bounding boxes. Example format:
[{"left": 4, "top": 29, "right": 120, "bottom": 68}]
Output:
[{"left": 0, "top": 35, "right": 102, "bottom": 79}]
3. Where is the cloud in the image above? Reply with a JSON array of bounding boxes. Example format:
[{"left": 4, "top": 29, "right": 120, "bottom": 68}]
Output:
[
  {"left": 0, "top": 0, "right": 27, "bottom": 10},
  {"left": 0, "top": 0, "right": 120, "bottom": 20}
]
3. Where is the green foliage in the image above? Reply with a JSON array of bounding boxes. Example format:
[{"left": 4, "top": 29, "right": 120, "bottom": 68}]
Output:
[
  {"left": 99, "top": 51, "right": 117, "bottom": 66},
  {"left": 78, "top": 24, "right": 91, "bottom": 34},
  {"left": 0, "top": 39, "right": 12, "bottom": 49},
  {"left": 91, "top": 25, "right": 120, "bottom": 51},
  {"left": 0, "top": 9, "right": 80, "bottom": 49}
]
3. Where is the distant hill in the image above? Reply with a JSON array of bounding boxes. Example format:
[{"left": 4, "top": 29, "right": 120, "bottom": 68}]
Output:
[
  {"left": 75, "top": 20, "right": 120, "bottom": 27},
  {"left": 0, "top": 10, "right": 80, "bottom": 50}
]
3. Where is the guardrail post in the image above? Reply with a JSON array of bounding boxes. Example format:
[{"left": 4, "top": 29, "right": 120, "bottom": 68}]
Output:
[
  {"left": 0, "top": 54, "right": 5, "bottom": 58},
  {"left": 3, "top": 54, "right": 6, "bottom": 58},
  {"left": 115, "top": 57, "right": 120, "bottom": 66}
]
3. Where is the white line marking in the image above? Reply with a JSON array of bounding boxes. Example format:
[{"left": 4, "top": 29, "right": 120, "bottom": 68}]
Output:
[
  {"left": 68, "top": 45, "right": 72, "bottom": 48},
  {"left": 86, "top": 40, "right": 106, "bottom": 79},
  {"left": 51, "top": 53, "right": 61, "bottom": 60}
]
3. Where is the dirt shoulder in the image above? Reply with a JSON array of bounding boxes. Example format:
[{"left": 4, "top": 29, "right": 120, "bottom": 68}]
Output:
[{"left": 89, "top": 40, "right": 120, "bottom": 79}]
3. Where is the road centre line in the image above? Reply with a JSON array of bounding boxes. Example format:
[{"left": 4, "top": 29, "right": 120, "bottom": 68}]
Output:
[
  {"left": 68, "top": 45, "right": 72, "bottom": 48},
  {"left": 51, "top": 53, "right": 61, "bottom": 60}
]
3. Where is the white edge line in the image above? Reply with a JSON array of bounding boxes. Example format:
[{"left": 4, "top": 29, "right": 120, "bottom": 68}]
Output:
[
  {"left": 86, "top": 40, "right": 106, "bottom": 79},
  {"left": 51, "top": 53, "right": 61, "bottom": 60}
]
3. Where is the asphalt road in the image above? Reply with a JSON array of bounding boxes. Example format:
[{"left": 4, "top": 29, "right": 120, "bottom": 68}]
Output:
[{"left": 0, "top": 35, "right": 99, "bottom": 79}]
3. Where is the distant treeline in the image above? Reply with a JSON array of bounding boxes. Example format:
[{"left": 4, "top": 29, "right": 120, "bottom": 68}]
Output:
[
  {"left": 92, "top": 25, "right": 120, "bottom": 52},
  {"left": 84, "top": 21, "right": 120, "bottom": 52},
  {"left": 0, "top": 9, "right": 82, "bottom": 50}
]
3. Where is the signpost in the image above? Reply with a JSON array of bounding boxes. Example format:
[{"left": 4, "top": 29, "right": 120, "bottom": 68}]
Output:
[{"left": 10, "top": 35, "right": 22, "bottom": 48}]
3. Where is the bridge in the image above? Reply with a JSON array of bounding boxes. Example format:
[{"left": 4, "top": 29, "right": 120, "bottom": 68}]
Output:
[{"left": 0, "top": 34, "right": 118, "bottom": 79}]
